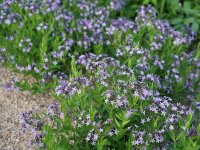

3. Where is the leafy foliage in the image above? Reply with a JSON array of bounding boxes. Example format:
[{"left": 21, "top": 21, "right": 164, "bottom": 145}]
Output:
[
  {"left": 0, "top": 0, "right": 199, "bottom": 149},
  {"left": 121, "top": 0, "right": 200, "bottom": 41}
]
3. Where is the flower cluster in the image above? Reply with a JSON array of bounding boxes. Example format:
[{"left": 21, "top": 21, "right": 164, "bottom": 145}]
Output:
[
  {"left": 51, "top": 54, "right": 198, "bottom": 149},
  {"left": 2, "top": 76, "right": 19, "bottom": 91},
  {"left": 47, "top": 102, "right": 63, "bottom": 119},
  {"left": 18, "top": 38, "right": 33, "bottom": 53},
  {"left": 0, "top": 1, "right": 195, "bottom": 91},
  {"left": 19, "top": 110, "right": 45, "bottom": 148},
  {"left": 36, "top": 23, "right": 48, "bottom": 31},
  {"left": 0, "top": 1, "right": 21, "bottom": 25}
]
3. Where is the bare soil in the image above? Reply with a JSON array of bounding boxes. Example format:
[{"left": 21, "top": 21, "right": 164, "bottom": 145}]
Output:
[{"left": 0, "top": 66, "right": 53, "bottom": 150}]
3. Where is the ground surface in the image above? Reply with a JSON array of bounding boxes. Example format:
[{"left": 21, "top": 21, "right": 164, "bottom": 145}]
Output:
[{"left": 0, "top": 66, "right": 53, "bottom": 150}]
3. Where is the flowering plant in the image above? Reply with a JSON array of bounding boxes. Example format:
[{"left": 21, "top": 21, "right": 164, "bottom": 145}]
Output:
[
  {"left": 21, "top": 53, "right": 200, "bottom": 149},
  {"left": 0, "top": 0, "right": 199, "bottom": 149}
]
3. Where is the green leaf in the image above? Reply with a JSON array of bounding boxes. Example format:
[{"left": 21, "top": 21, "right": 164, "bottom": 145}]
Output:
[
  {"left": 173, "top": 24, "right": 183, "bottom": 30},
  {"left": 171, "top": 18, "right": 183, "bottom": 25},
  {"left": 71, "top": 58, "right": 81, "bottom": 77},
  {"left": 184, "top": 18, "right": 195, "bottom": 24},
  {"left": 43, "top": 124, "right": 54, "bottom": 148},
  {"left": 16, "top": 79, "right": 31, "bottom": 91},
  {"left": 183, "top": 1, "right": 191, "bottom": 10},
  {"left": 151, "top": 0, "right": 157, "bottom": 5},
  {"left": 117, "top": 129, "right": 127, "bottom": 139},
  {"left": 191, "top": 22, "right": 199, "bottom": 32},
  {"left": 186, "top": 114, "right": 193, "bottom": 129},
  {"left": 169, "top": 131, "right": 176, "bottom": 142},
  {"left": 58, "top": 135, "right": 68, "bottom": 150},
  {"left": 143, "top": 0, "right": 150, "bottom": 5},
  {"left": 115, "top": 118, "right": 121, "bottom": 128},
  {"left": 153, "top": 117, "right": 159, "bottom": 128},
  {"left": 122, "top": 120, "right": 130, "bottom": 128},
  {"left": 116, "top": 113, "right": 124, "bottom": 121},
  {"left": 94, "top": 43, "right": 103, "bottom": 55},
  {"left": 97, "top": 139, "right": 111, "bottom": 150}
]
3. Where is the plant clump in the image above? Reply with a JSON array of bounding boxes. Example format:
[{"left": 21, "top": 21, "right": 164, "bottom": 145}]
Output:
[{"left": 0, "top": 0, "right": 199, "bottom": 149}]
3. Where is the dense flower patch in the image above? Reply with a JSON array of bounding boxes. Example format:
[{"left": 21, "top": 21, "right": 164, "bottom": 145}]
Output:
[{"left": 0, "top": 0, "right": 199, "bottom": 149}]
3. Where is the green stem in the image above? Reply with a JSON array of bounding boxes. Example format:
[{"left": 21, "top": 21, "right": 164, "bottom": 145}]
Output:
[{"left": 161, "top": 0, "right": 166, "bottom": 14}]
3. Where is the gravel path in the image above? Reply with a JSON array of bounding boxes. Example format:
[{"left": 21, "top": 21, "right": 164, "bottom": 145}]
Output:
[{"left": 0, "top": 66, "right": 53, "bottom": 150}]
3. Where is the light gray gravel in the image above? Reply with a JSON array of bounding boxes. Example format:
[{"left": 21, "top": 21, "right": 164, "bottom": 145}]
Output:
[{"left": 0, "top": 66, "right": 53, "bottom": 150}]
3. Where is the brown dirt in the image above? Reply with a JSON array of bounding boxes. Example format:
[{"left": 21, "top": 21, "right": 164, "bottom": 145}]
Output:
[{"left": 0, "top": 66, "right": 53, "bottom": 150}]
